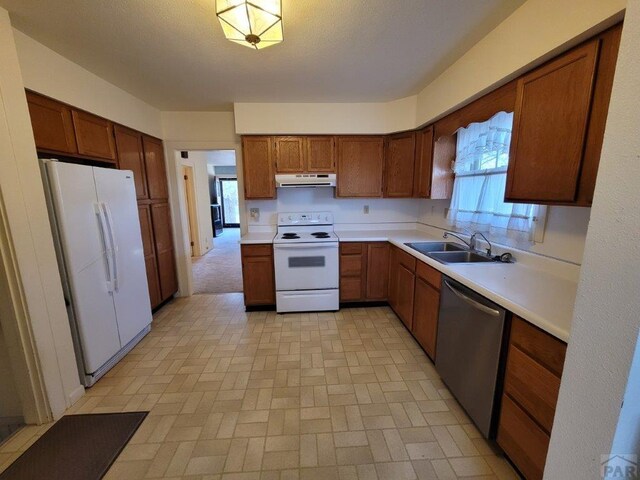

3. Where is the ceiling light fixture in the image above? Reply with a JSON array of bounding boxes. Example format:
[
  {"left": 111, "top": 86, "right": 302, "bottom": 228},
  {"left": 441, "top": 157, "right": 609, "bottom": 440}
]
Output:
[{"left": 216, "top": 1, "right": 283, "bottom": 50}]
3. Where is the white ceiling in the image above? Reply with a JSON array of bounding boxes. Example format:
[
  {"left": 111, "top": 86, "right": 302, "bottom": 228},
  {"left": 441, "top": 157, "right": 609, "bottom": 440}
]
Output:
[{"left": 1, "top": 0, "right": 525, "bottom": 111}]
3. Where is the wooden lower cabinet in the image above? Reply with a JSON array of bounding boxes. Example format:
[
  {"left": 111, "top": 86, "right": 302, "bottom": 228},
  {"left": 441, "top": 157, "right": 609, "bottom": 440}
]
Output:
[
  {"left": 241, "top": 244, "right": 276, "bottom": 306},
  {"left": 149, "top": 202, "right": 178, "bottom": 302},
  {"left": 412, "top": 262, "right": 442, "bottom": 360},
  {"left": 137, "top": 204, "right": 162, "bottom": 308},
  {"left": 497, "top": 317, "right": 567, "bottom": 480},
  {"left": 339, "top": 242, "right": 389, "bottom": 302},
  {"left": 388, "top": 246, "right": 416, "bottom": 330}
]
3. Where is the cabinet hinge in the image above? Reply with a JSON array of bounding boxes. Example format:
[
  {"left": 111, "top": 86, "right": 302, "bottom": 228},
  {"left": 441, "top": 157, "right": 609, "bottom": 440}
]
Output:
[
  {"left": 190, "top": 241, "right": 194, "bottom": 246},
  {"left": 184, "top": 175, "right": 188, "bottom": 180}
]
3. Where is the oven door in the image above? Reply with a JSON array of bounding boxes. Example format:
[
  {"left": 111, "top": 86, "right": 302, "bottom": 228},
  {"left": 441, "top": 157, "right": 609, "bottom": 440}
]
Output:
[{"left": 273, "top": 243, "right": 339, "bottom": 291}]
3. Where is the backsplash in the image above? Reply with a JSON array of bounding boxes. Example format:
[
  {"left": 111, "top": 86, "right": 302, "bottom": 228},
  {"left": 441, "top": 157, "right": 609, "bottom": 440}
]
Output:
[{"left": 245, "top": 189, "right": 590, "bottom": 265}]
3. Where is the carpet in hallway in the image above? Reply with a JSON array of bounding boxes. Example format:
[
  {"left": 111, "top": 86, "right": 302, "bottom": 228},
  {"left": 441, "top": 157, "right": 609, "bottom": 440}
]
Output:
[{"left": 192, "top": 228, "right": 243, "bottom": 294}]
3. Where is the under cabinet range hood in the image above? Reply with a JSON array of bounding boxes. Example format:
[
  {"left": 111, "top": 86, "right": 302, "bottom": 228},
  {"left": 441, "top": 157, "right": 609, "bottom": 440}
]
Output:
[{"left": 275, "top": 173, "right": 336, "bottom": 188}]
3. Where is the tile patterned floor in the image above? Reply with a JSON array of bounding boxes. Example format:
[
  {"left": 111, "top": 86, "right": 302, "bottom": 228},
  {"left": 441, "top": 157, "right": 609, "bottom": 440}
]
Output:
[{"left": 0, "top": 293, "right": 519, "bottom": 479}]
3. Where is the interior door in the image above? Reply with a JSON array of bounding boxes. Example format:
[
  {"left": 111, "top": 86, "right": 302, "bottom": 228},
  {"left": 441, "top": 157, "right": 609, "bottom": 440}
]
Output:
[
  {"left": 94, "top": 167, "right": 152, "bottom": 347},
  {"left": 44, "top": 161, "right": 121, "bottom": 374}
]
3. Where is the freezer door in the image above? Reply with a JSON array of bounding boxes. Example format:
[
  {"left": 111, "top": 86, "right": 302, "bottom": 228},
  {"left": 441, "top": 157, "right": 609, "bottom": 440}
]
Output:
[
  {"left": 94, "top": 168, "right": 152, "bottom": 346},
  {"left": 45, "top": 161, "right": 121, "bottom": 373}
]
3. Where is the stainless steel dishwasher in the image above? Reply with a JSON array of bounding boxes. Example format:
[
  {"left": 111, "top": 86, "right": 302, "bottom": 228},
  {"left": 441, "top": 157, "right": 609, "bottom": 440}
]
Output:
[{"left": 435, "top": 276, "right": 507, "bottom": 438}]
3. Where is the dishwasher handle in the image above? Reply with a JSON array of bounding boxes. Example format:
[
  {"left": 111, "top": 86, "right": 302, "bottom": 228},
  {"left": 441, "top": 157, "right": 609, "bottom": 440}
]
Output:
[{"left": 443, "top": 280, "right": 501, "bottom": 317}]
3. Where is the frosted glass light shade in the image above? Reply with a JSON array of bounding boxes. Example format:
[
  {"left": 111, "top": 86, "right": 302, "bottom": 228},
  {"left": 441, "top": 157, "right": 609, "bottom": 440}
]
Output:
[{"left": 216, "top": 0, "right": 283, "bottom": 50}]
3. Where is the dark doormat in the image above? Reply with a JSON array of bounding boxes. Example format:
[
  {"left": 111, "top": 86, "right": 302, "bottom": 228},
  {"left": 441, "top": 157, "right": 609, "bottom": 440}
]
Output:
[{"left": 0, "top": 412, "right": 148, "bottom": 480}]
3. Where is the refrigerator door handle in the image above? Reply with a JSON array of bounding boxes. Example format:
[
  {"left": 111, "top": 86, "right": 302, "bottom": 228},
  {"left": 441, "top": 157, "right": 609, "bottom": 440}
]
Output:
[
  {"left": 102, "top": 202, "right": 120, "bottom": 293},
  {"left": 95, "top": 203, "right": 114, "bottom": 292}
]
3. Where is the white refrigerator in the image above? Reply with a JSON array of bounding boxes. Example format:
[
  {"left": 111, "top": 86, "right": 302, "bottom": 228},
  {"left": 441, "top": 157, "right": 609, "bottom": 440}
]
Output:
[{"left": 42, "top": 160, "right": 152, "bottom": 386}]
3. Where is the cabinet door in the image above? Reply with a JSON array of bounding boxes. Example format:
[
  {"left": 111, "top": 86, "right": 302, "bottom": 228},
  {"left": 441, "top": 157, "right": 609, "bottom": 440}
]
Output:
[
  {"left": 305, "top": 136, "right": 335, "bottom": 172},
  {"left": 115, "top": 126, "right": 148, "bottom": 199},
  {"left": 150, "top": 203, "right": 178, "bottom": 300},
  {"left": 366, "top": 243, "right": 389, "bottom": 300},
  {"left": 395, "top": 264, "right": 416, "bottom": 330},
  {"left": 340, "top": 250, "right": 366, "bottom": 302},
  {"left": 242, "top": 136, "right": 276, "bottom": 199},
  {"left": 384, "top": 132, "right": 416, "bottom": 197},
  {"left": 506, "top": 40, "right": 599, "bottom": 203},
  {"left": 274, "top": 136, "right": 305, "bottom": 173},
  {"left": 142, "top": 136, "right": 169, "bottom": 200},
  {"left": 336, "top": 137, "right": 384, "bottom": 198},
  {"left": 413, "top": 278, "right": 440, "bottom": 359},
  {"left": 241, "top": 246, "right": 275, "bottom": 306},
  {"left": 71, "top": 110, "right": 116, "bottom": 161},
  {"left": 138, "top": 205, "right": 162, "bottom": 308},
  {"left": 26, "top": 91, "right": 77, "bottom": 154},
  {"left": 414, "top": 126, "right": 433, "bottom": 198}
]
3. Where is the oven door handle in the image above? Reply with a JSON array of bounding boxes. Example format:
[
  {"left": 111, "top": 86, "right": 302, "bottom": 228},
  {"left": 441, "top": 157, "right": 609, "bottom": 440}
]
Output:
[{"left": 274, "top": 244, "right": 339, "bottom": 250}]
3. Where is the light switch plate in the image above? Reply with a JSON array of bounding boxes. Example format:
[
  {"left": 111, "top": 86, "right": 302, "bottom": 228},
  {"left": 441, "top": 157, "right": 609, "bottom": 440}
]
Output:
[{"left": 363, "top": 205, "right": 370, "bottom": 214}]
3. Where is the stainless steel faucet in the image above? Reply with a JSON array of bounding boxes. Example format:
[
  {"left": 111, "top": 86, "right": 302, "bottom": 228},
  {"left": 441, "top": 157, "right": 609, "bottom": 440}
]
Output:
[
  {"left": 443, "top": 231, "right": 472, "bottom": 249},
  {"left": 443, "top": 231, "right": 492, "bottom": 256}
]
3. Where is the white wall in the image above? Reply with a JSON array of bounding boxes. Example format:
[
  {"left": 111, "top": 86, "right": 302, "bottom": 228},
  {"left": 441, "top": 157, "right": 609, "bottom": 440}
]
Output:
[
  {"left": 545, "top": 2, "right": 640, "bottom": 477},
  {"left": 415, "top": 0, "right": 626, "bottom": 126},
  {"left": 417, "top": 200, "right": 591, "bottom": 264},
  {"left": 246, "top": 189, "right": 420, "bottom": 231},
  {"left": 13, "top": 30, "right": 162, "bottom": 138},
  {"left": 234, "top": 0, "right": 625, "bottom": 135},
  {"left": 179, "top": 151, "right": 215, "bottom": 256},
  {"left": 610, "top": 332, "right": 640, "bottom": 457},
  {"left": 234, "top": 96, "right": 416, "bottom": 135},
  {"left": 161, "top": 111, "right": 238, "bottom": 143},
  {"left": 0, "top": 9, "right": 83, "bottom": 420}
]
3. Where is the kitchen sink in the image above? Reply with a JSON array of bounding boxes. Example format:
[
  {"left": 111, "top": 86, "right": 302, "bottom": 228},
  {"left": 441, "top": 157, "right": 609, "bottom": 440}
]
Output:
[
  {"left": 405, "top": 242, "right": 467, "bottom": 255},
  {"left": 428, "top": 251, "right": 498, "bottom": 264}
]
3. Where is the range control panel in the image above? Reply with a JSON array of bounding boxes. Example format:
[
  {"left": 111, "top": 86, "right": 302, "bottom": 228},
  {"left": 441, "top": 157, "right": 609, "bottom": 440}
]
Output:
[{"left": 278, "top": 212, "right": 333, "bottom": 226}]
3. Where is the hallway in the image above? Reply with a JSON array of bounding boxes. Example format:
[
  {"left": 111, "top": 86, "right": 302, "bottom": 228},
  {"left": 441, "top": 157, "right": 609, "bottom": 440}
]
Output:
[{"left": 191, "top": 229, "right": 243, "bottom": 294}]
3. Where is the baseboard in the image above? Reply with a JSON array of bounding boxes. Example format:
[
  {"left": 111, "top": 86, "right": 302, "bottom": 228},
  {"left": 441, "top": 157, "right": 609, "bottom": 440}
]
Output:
[
  {"left": 245, "top": 305, "right": 276, "bottom": 312},
  {"left": 68, "top": 384, "right": 85, "bottom": 407},
  {"left": 340, "top": 301, "right": 389, "bottom": 308}
]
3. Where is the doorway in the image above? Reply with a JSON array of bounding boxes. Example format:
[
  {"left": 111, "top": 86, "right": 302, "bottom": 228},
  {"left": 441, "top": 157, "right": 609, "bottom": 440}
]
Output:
[{"left": 183, "top": 150, "right": 243, "bottom": 295}]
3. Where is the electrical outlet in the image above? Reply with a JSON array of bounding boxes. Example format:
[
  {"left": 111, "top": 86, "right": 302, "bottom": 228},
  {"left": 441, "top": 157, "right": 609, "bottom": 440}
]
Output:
[
  {"left": 363, "top": 205, "right": 370, "bottom": 214},
  {"left": 249, "top": 208, "right": 260, "bottom": 221}
]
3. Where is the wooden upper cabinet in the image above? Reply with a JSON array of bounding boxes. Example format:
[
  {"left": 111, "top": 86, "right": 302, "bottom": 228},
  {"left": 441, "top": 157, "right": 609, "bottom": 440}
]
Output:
[
  {"left": 71, "top": 110, "right": 116, "bottom": 162},
  {"left": 414, "top": 126, "right": 434, "bottom": 198},
  {"left": 26, "top": 91, "right": 78, "bottom": 155},
  {"left": 384, "top": 132, "right": 416, "bottom": 198},
  {"left": 142, "top": 135, "right": 169, "bottom": 200},
  {"left": 506, "top": 40, "right": 600, "bottom": 203},
  {"left": 305, "top": 136, "right": 336, "bottom": 172},
  {"left": 243, "top": 136, "right": 276, "bottom": 199},
  {"left": 336, "top": 136, "right": 384, "bottom": 198},
  {"left": 115, "top": 125, "right": 148, "bottom": 199},
  {"left": 274, "top": 136, "right": 305, "bottom": 173}
]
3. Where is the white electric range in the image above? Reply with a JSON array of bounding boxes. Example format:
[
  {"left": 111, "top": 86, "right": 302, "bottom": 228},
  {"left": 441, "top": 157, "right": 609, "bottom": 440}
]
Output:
[{"left": 273, "top": 212, "right": 339, "bottom": 313}]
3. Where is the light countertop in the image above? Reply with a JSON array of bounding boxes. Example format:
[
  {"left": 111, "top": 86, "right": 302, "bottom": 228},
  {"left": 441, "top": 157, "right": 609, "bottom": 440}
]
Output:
[
  {"left": 336, "top": 229, "right": 576, "bottom": 342},
  {"left": 241, "top": 228, "right": 577, "bottom": 342},
  {"left": 239, "top": 232, "right": 275, "bottom": 244}
]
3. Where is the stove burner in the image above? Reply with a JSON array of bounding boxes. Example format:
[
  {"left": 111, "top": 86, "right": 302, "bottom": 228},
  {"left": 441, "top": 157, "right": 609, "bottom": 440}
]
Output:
[
  {"left": 282, "top": 233, "right": 300, "bottom": 239},
  {"left": 311, "top": 232, "right": 330, "bottom": 238}
]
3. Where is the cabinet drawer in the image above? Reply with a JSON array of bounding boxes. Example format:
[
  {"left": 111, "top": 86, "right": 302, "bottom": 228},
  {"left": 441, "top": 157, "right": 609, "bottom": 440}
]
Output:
[
  {"left": 340, "top": 243, "right": 364, "bottom": 255},
  {"left": 504, "top": 345, "right": 561, "bottom": 433},
  {"left": 340, "top": 254, "right": 364, "bottom": 276},
  {"left": 497, "top": 394, "right": 549, "bottom": 480},
  {"left": 416, "top": 261, "right": 441, "bottom": 290},
  {"left": 242, "top": 244, "right": 273, "bottom": 257},
  {"left": 340, "top": 276, "right": 364, "bottom": 302},
  {"left": 396, "top": 248, "right": 417, "bottom": 272},
  {"left": 511, "top": 317, "right": 567, "bottom": 376}
]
